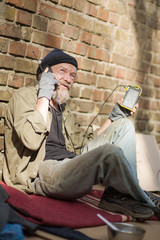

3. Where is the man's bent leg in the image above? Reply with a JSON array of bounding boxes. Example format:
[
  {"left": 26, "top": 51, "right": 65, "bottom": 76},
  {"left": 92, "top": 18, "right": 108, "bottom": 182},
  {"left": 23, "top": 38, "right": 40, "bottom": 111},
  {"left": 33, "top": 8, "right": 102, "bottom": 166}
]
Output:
[
  {"left": 32, "top": 143, "right": 154, "bottom": 207},
  {"left": 82, "top": 118, "right": 138, "bottom": 179}
]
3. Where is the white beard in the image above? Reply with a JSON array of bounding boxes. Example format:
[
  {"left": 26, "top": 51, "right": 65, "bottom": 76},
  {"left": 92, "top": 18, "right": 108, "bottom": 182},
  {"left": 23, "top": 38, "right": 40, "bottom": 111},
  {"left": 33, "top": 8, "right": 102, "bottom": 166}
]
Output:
[{"left": 52, "top": 87, "right": 70, "bottom": 105}]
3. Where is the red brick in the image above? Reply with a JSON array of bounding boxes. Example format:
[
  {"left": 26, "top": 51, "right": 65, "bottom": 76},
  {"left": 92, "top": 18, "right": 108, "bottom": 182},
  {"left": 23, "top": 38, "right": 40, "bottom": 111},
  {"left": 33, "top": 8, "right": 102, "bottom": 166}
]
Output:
[
  {"left": 81, "top": 58, "right": 93, "bottom": 72},
  {"left": 0, "top": 23, "right": 21, "bottom": 39},
  {"left": 16, "top": 10, "right": 32, "bottom": 26},
  {"left": 109, "top": 12, "right": 120, "bottom": 26},
  {"left": 116, "top": 67, "right": 126, "bottom": 79},
  {"left": 92, "top": 35, "right": 105, "bottom": 47},
  {"left": 0, "top": 54, "right": 15, "bottom": 69},
  {"left": 4, "top": 5, "right": 16, "bottom": 21},
  {"left": 73, "top": 0, "right": 88, "bottom": 13},
  {"left": 70, "top": 99, "right": 95, "bottom": 113},
  {"left": 62, "top": 39, "right": 76, "bottom": 53},
  {"left": 81, "top": 87, "right": 92, "bottom": 99},
  {"left": 120, "top": 17, "right": 131, "bottom": 30},
  {"left": 0, "top": 39, "right": 9, "bottom": 53},
  {"left": 5, "top": 0, "right": 37, "bottom": 12},
  {"left": 135, "top": 72, "right": 145, "bottom": 84},
  {"left": 97, "top": 76, "right": 118, "bottom": 90},
  {"left": 142, "top": 86, "right": 154, "bottom": 98},
  {"left": 61, "top": 0, "right": 74, "bottom": 7},
  {"left": 80, "top": 31, "right": 92, "bottom": 44},
  {"left": 126, "top": 69, "right": 136, "bottom": 81},
  {"left": 93, "top": 62, "right": 106, "bottom": 74},
  {"left": 0, "top": 72, "right": 8, "bottom": 85},
  {"left": 15, "top": 58, "right": 38, "bottom": 74},
  {"left": 70, "top": 85, "right": 80, "bottom": 98},
  {"left": 105, "top": 65, "right": 116, "bottom": 77},
  {"left": 48, "top": 20, "right": 63, "bottom": 35},
  {"left": 91, "top": 89, "right": 104, "bottom": 101},
  {"left": 25, "top": 77, "right": 35, "bottom": 86},
  {"left": 104, "top": 90, "right": 114, "bottom": 103},
  {"left": 97, "top": 8, "right": 109, "bottom": 22},
  {"left": 41, "top": 49, "right": 52, "bottom": 60},
  {"left": 104, "top": 38, "right": 113, "bottom": 50},
  {"left": 0, "top": 89, "right": 12, "bottom": 102},
  {"left": 26, "top": 45, "right": 41, "bottom": 60},
  {"left": 140, "top": 99, "right": 158, "bottom": 110},
  {"left": 33, "top": 31, "right": 61, "bottom": 48},
  {"left": 76, "top": 72, "right": 97, "bottom": 85},
  {"left": 87, "top": 2, "right": 97, "bottom": 17},
  {"left": 75, "top": 43, "right": 89, "bottom": 56},
  {"left": 45, "top": 34, "right": 61, "bottom": 49},
  {"left": 153, "top": 55, "right": 160, "bottom": 65},
  {"left": 8, "top": 74, "right": 24, "bottom": 88},
  {"left": 39, "top": 3, "right": 67, "bottom": 22},
  {"left": 154, "top": 78, "right": 160, "bottom": 87},
  {"left": 151, "top": 65, "right": 160, "bottom": 77},
  {"left": 112, "top": 53, "right": 131, "bottom": 68},
  {"left": 22, "top": 26, "right": 32, "bottom": 41},
  {"left": 9, "top": 41, "right": 27, "bottom": 56},
  {"left": 33, "top": 15, "right": 48, "bottom": 31},
  {"left": 68, "top": 12, "right": 94, "bottom": 32},
  {"left": 64, "top": 25, "right": 79, "bottom": 40},
  {"left": 88, "top": 47, "right": 110, "bottom": 62},
  {"left": 86, "top": 73, "right": 97, "bottom": 86},
  {"left": 108, "top": 0, "right": 126, "bottom": 14}
]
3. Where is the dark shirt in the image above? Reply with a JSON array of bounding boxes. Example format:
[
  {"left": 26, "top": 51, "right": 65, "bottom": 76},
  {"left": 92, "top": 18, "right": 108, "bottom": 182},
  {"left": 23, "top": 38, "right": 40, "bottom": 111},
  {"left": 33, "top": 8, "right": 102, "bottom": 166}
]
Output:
[{"left": 44, "top": 105, "right": 76, "bottom": 161}]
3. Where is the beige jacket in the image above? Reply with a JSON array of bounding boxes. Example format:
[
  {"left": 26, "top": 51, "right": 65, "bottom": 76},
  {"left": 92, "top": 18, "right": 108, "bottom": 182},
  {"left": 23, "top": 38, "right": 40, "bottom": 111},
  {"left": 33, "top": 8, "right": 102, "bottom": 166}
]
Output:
[{"left": 2, "top": 85, "right": 97, "bottom": 193}]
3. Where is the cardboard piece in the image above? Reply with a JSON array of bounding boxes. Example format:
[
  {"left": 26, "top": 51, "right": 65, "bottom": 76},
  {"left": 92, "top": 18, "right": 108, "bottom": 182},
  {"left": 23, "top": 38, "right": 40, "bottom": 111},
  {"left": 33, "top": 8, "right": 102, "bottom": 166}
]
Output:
[{"left": 136, "top": 133, "right": 160, "bottom": 191}]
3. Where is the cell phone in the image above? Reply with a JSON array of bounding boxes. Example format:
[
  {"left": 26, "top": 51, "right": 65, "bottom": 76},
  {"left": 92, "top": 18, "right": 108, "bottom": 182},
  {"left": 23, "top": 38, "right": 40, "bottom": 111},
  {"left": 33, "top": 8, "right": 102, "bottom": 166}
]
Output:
[{"left": 120, "top": 85, "right": 142, "bottom": 111}]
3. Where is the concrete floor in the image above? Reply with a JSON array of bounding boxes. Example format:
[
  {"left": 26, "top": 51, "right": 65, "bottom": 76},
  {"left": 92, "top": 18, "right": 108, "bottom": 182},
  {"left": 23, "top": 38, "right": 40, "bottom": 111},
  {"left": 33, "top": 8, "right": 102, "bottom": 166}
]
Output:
[{"left": 25, "top": 220, "right": 160, "bottom": 240}]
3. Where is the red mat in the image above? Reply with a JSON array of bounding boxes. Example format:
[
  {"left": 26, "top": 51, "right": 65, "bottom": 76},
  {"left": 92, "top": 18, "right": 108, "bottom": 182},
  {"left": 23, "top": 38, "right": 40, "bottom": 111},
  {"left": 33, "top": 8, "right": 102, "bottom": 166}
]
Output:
[{"left": 0, "top": 182, "right": 133, "bottom": 228}]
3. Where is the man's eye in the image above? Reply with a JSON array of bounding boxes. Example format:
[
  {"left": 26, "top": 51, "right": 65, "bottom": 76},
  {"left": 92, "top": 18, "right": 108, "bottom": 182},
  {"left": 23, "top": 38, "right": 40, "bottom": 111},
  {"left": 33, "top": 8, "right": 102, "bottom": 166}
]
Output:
[
  {"left": 71, "top": 74, "right": 76, "bottom": 79},
  {"left": 60, "top": 68, "right": 65, "bottom": 72}
]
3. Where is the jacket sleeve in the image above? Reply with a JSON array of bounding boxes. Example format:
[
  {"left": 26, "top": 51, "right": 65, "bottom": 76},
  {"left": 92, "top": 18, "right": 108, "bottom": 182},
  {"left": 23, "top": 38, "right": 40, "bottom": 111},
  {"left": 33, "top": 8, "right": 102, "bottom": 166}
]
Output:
[{"left": 5, "top": 87, "right": 51, "bottom": 151}]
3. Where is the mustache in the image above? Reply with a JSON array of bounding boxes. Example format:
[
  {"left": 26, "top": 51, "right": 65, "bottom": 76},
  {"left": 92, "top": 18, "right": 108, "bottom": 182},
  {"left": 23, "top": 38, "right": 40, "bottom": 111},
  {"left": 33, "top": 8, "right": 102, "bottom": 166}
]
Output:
[{"left": 58, "top": 80, "right": 71, "bottom": 90}]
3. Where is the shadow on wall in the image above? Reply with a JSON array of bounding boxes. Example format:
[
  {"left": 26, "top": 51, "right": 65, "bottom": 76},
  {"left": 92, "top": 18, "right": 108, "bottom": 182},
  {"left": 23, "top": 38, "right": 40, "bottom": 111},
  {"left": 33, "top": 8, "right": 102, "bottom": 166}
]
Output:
[{"left": 122, "top": 0, "right": 159, "bottom": 133}]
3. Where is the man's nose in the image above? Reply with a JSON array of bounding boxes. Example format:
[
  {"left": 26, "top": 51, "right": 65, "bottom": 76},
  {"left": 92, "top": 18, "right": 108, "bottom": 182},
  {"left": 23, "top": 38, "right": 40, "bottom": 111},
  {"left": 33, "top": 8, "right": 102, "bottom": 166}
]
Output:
[{"left": 65, "top": 73, "right": 73, "bottom": 84}]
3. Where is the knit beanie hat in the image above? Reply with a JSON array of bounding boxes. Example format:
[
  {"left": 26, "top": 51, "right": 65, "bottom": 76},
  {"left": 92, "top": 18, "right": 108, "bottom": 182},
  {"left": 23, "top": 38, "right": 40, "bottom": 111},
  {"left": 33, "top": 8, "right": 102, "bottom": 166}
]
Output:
[{"left": 36, "top": 49, "right": 78, "bottom": 79}]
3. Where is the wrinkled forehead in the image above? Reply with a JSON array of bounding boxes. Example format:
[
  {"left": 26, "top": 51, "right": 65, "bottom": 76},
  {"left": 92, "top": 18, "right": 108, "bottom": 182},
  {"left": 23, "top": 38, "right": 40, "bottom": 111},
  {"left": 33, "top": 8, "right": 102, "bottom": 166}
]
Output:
[{"left": 51, "top": 63, "right": 77, "bottom": 73}]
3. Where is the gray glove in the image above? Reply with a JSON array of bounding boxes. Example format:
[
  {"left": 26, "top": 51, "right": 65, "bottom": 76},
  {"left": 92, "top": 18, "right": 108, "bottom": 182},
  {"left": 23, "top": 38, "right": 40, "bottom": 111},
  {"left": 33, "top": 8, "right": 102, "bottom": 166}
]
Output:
[
  {"left": 109, "top": 102, "right": 131, "bottom": 122},
  {"left": 38, "top": 71, "right": 58, "bottom": 100}
]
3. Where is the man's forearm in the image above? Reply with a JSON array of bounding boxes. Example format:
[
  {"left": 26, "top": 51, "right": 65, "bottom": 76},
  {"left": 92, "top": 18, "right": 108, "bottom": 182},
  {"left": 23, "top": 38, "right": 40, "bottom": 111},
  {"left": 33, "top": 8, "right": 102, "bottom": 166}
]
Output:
[{"left": 36, "top": 97, "right": 50, "bottom": 123}]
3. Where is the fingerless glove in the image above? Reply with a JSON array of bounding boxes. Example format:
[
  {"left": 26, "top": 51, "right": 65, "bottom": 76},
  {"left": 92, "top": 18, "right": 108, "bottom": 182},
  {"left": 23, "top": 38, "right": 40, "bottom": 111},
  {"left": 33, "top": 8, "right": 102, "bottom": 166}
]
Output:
[
  {"left": 38, "top": 72, "right": 58, "bottom": 100},
  {"left": 109, "top": 102, "right": 131, "bottom": 122}
]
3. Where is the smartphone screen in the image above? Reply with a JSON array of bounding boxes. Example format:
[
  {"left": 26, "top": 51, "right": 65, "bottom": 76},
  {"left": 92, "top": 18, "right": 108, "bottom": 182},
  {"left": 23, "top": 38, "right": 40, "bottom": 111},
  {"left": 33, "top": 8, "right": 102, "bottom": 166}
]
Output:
[{"left": 121, "top": 87, "right": 141, "bottom": 111}]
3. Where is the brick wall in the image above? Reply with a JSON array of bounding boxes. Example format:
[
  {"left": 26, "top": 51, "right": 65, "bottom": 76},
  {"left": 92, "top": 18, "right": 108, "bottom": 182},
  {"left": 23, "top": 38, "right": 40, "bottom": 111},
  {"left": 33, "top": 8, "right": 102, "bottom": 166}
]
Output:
[{"left": 0, "top": 0, "right": 160, "bottom": 163}]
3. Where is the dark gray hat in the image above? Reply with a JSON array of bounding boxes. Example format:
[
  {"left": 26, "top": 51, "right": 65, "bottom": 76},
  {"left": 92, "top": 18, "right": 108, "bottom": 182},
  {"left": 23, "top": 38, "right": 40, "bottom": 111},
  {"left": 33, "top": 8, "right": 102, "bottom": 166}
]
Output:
[{"left": 36, "top": 49, "right": 78, "bottom": 79}]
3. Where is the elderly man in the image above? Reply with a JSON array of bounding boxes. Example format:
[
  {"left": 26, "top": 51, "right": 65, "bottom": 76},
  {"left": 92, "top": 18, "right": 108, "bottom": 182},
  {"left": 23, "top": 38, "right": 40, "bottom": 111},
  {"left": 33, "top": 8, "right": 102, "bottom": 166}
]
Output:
[{"left": 2, "top": 49, "right": 160, "bottom": 219}]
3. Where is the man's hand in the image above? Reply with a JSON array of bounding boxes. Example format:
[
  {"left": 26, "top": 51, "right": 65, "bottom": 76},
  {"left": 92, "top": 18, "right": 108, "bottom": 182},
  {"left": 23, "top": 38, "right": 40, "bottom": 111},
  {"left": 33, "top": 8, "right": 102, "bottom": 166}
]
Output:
[
  {"left": 109, "top": 102, "right": 132, "bottom": 122},
  {"left": 38, "top": 71, "right": 58, "bottom": 100}
]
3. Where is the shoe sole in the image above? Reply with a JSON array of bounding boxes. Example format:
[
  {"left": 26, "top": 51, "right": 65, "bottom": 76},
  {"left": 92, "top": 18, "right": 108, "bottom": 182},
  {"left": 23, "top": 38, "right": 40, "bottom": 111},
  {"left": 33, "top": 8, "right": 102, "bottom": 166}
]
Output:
[{"left": 99, "top": 199, "right": 154, "bottom": 219}]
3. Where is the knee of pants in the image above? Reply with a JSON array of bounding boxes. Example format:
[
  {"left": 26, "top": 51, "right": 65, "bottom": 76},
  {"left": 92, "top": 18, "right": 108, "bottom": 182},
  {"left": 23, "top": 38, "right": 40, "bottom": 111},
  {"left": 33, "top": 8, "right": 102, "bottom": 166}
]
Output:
[
  {"left": 116, "top": 118, "right": 134, "bottom": 131},
  {"left": 102, "top": 143, "right": 128, "bottom": 167}
]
